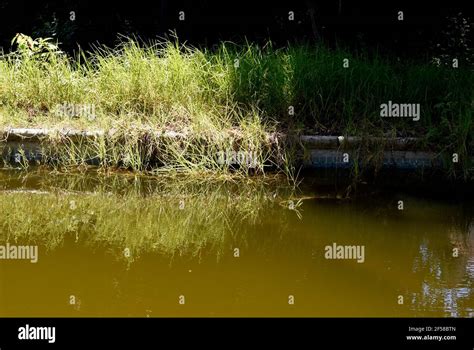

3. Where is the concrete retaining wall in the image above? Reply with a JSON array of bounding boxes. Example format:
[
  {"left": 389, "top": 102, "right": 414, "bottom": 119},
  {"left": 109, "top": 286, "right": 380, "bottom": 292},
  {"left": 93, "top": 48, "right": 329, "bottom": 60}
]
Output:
[{"left": 0, "top": 128, "right": 469, "bottom": 170}]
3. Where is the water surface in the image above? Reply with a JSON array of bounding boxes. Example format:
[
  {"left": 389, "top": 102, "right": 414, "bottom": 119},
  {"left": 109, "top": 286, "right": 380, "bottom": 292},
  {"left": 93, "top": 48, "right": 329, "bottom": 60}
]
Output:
[{"left": 0, "top": 170, "right": 473, "bottom": 317}]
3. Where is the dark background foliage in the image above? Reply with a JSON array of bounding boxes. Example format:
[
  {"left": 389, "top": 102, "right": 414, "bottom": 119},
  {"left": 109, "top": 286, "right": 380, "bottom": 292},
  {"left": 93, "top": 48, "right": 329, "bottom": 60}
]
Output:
[{"left": 0, "top": 0, "right": 472, "bottom": 59}]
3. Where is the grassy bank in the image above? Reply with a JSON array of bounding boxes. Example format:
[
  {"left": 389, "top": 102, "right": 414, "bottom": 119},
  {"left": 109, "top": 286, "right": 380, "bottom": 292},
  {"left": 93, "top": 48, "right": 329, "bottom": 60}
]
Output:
[{"left": 0, "top": 36, "right": 472, "bottom": 177}]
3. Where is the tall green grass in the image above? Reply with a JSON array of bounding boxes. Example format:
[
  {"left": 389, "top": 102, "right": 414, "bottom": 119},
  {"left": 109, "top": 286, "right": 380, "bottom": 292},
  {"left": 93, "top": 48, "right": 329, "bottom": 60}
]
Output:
[{"left": 0, "top": 37, "right": 472, "bottom": 176}]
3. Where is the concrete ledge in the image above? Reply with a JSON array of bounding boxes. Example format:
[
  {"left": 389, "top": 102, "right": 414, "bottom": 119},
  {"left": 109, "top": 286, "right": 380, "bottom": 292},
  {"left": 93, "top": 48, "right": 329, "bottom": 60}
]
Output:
[
  {"left": 305, "top": 149, "right": 445, "bottom": 170},
  {"left": 300, "top": 135, "right": 420, "bottom": 150},
  {"left": 3, "top": 128, "right": 418, "bottom": 150},
  {"left": 0, "top": 127, "right": 186, "bottom": 142},
  {"left": 0, "top": 128, "right": 470, "bottom": 170}
]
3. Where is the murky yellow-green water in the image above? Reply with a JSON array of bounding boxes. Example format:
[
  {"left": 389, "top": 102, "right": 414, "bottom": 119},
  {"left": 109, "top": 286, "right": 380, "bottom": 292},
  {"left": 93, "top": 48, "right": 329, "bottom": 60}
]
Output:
[{"left": 0, "top": 170, "right": 473, "bottom": 317}]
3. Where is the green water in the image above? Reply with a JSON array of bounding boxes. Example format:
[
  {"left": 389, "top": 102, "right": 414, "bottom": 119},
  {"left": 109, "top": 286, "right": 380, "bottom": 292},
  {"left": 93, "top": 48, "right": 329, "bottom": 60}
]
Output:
[{"left": 0, "top": 170, "right": 473, "bottom": 317}]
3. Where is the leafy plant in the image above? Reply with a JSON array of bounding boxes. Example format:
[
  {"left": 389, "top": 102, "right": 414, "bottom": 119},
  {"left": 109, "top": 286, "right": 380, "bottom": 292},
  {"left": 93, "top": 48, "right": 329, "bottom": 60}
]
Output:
[{"left": 11, "top": 33, "right": 63, "bottom": 60}]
